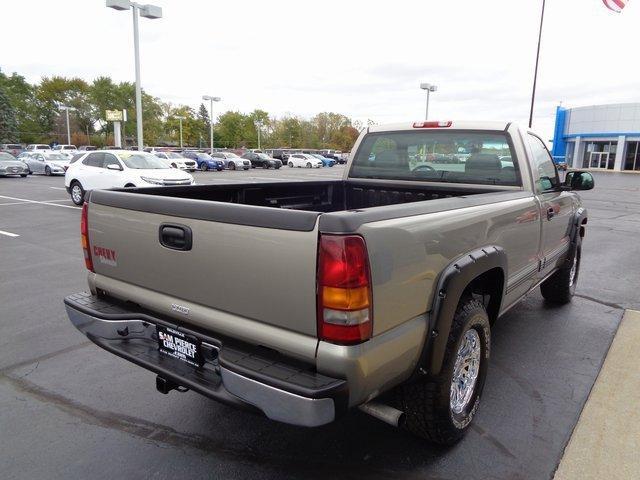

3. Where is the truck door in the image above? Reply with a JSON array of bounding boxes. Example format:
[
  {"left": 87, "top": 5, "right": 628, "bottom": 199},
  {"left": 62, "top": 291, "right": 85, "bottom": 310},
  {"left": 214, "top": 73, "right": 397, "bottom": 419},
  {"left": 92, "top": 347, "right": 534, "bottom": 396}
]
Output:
[{"left": 526, "top": 134, "right": 574, "bottom": 280}]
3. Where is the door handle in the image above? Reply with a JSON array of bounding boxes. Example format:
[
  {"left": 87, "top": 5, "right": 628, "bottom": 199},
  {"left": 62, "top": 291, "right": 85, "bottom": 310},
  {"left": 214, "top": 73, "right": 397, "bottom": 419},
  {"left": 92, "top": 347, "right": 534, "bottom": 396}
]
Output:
[
  {"left": 159, "top": 224, "right": 192, "bottom": 251},
  {"left": 547, "top": 207, "right": 555, "bottom": 220}
]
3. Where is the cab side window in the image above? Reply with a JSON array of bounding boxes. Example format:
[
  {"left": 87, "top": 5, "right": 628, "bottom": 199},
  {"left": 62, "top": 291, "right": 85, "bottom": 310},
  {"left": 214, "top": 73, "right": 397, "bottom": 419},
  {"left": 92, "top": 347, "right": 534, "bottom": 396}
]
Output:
[{"left": 528, "top": 134, "right": 559, "bottom": 193}]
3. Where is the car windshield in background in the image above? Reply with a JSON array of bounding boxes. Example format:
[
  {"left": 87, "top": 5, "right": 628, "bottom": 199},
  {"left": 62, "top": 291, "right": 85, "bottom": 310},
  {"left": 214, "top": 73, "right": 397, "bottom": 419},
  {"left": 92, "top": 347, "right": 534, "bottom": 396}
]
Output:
[
  {"left": 166, "top": 152, "right": 184, "bottom": 159},
  {"left": 46, "top": 153, "right": 69, "bottom": 161},
  {"left": 257, "top": 154, "right": 271, "bottom": 159},
  {"left": 0, "top": 153, "right": 17, "bottom": 161},
  {"left": 350, "top": 130, "right": 520, "bottom": 186},
  {"left": 225, "top": 152, "right": 239, "bottom": 157},
  {"left": 197, "top": 153, "right": 213, "bottom": 160},
  {"left": 119, "top": 152, "right": 170, "bottom": 169}
]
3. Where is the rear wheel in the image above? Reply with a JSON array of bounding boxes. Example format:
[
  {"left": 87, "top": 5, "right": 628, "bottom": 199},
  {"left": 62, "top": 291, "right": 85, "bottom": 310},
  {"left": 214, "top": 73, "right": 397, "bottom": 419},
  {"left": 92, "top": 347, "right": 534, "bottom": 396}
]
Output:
[
  {"left": 200, "top": 163, "right": 208, "bottom": 172},
  {"left": 70, "top": 181, "right": 85, "bottom": 205},
  {"left": 540, "top": 242, "right": 580, "bottom": 304},
  {"left": 398, "top": 297, "right": 490, "bottom": 445},
  {"left": 289, "top": 162, "right": 294, "bottom": 168}
]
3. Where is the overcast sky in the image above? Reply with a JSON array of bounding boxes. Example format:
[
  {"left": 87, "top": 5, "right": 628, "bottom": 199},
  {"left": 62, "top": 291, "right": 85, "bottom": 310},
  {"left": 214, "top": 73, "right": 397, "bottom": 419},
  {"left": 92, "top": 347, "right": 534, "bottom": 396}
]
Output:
[{"left": 1, "top": 0, "right": 638, "bottom": 140}]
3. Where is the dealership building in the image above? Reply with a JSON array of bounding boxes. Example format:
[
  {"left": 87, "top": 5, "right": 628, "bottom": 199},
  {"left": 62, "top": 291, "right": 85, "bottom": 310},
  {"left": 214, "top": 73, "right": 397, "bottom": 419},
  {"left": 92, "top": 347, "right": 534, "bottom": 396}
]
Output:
[{"left": 551, "top": 103, "right": 640, "bottom": 172}]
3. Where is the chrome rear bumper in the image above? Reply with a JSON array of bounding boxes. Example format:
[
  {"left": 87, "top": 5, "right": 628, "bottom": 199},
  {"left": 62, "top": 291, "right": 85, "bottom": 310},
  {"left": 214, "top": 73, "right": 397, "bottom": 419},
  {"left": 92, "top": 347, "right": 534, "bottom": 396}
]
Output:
[{"left": 64, "top": 292, "right": 346, "bottom": 427}]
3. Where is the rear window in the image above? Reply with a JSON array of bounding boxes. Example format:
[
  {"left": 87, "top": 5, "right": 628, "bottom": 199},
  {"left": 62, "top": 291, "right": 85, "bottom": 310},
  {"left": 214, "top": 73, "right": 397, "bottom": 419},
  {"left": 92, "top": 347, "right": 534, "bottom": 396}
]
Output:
[{"left": 350, "top": 130, "right": 521, "bottom": 186}]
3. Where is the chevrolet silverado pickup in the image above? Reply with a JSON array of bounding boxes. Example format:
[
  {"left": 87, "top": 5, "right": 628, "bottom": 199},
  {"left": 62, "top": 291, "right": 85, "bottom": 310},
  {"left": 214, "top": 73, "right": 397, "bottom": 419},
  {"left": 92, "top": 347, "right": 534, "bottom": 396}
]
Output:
[{"left": 64, "top": 121, "right": 594, "bottom": 445}]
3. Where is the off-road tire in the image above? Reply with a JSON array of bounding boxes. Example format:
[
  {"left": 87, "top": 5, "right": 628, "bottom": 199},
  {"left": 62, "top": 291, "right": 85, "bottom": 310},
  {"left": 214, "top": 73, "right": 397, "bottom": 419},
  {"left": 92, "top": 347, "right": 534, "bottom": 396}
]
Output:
[
  {"left": 540, "top": 242, "right": 581, "bottom": 304},
  {"left": 398, "top": 297, "right": 490, "bottom": 445}
]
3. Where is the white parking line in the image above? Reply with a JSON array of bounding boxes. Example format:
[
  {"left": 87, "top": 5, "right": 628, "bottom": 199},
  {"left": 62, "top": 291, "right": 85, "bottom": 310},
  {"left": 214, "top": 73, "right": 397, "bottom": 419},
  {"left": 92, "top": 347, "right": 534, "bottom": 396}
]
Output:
[
  {"left": 0, "top": 195, "right": 80, "bottom": 210},
  {"left": 0, "top": 230, "right": 19, "bottom": 237}
]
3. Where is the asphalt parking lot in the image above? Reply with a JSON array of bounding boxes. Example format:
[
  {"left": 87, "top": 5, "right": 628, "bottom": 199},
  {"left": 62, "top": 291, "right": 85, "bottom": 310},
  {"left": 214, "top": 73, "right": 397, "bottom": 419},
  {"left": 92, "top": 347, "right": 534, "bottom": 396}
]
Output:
[{"left": 1, "top": 169, "right": 638, "bottom": 480}]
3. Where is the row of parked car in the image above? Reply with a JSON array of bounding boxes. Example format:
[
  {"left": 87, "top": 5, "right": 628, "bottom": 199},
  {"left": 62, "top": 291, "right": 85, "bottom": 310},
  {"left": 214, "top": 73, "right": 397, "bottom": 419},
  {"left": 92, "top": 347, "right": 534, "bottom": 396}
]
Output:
[{"left": 0, "top": 143, "right": 347, "bottom": 175}]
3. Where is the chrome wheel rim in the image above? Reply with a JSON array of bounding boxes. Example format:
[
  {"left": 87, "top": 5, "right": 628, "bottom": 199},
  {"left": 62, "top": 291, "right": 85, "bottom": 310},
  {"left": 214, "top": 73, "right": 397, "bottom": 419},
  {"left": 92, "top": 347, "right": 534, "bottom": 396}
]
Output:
[
  {"left": 450, "top": 329, "right": 481, "bottom": 415},
  {"left": 71, "top": 185, "right": 82, "bottom": 204},
  {"left": 569, "top": 255, "right": 577, "bottom": 287}
]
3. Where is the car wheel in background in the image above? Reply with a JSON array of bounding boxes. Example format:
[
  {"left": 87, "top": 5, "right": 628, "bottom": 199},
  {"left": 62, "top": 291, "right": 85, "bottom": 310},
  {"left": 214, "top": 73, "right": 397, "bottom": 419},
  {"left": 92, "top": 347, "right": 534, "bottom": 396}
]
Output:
[
  {"left": 45, "top": 166, "right": 51, "bottom": 176},
  {"left": 229, "top": 162, "right": 236, "bottom": 170},
  {"left": 171, "top": 163, "right": 177, "bottom": 168},
  {"left": 20, "top": 174, "right": 27, "bottom": 178},
  {"left": 306, "top": 162, "right": 312, "bottom": 168},
  {"left": 289, "top": 162, "right": 294, "bottom": 168},
  {"left": 216, "top": 167, "right": 223, "bottom": 171},
  {"left": 70, "top": 181, "right": 85, "bottom": 206},
  {"left": 124, "top": 183, "right": 136, "bottom": 188},
  {"left": 263, "top": 163, "right": 270, "bottom": 169},
  {"left": 200, "top": 163, "right": 208, "bottom": 171}
]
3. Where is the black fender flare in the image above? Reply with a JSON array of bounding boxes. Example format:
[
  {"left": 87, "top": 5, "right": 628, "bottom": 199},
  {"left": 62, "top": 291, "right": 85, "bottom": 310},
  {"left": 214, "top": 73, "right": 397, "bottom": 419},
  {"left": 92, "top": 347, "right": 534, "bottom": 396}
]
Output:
[
  {"left": 566, "top": 206, "right": 587, "bottom": 263},
  {"left": 421, "top": 246, "right": 508, "bottom": 377}
]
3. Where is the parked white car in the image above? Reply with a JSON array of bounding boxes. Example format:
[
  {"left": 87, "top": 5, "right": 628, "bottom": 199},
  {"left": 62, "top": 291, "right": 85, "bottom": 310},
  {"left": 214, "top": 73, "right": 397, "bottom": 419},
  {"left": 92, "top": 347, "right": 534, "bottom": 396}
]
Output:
[
  {"left": 65, "top": 150, "right": 194, "bottom": 205},
  {"left": 287, "top": 153, "right": 323, "bottom": 168},
  {"left": 19, "top": 152, "right": 70, "bottom": 175},
  {"left": 154, "top": 152, "right": 197, "bottom": 172},
  {"left": 26, "top": 144, "right": 52, "bottom": 152},
  {"left": 53, "top": 144, "right": 78, "bottom": 158}
]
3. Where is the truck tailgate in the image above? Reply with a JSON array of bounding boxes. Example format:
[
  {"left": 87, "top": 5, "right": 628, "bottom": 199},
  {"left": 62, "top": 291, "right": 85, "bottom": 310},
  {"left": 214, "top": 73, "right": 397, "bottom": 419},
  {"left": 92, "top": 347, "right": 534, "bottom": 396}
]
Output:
[{"left": 86, "top": 200, "right": 321, "bottom": 337}]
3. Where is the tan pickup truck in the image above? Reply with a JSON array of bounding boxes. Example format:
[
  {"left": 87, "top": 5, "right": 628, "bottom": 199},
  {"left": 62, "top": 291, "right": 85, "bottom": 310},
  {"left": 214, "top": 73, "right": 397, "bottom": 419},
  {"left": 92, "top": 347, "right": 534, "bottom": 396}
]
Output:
[{"left": 65, "top": 121, "right": 594, "bottom": 445}]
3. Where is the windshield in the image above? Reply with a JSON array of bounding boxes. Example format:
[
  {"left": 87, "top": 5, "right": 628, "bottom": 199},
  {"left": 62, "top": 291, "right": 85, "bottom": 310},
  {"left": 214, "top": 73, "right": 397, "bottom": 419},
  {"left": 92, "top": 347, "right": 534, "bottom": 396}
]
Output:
[
  {"left": 166, "top": 152, "right": 184, "bottom": 159},
  {"left": 257, "top": 153, "right": 271, "bottom": 160},
  {"left": 350, "top": 130, "right": 520, "bottom": 186},
  {"left": 45, "top": 153, "right": 69, "bottom": 161},
  {"left": 197, "top": 153, "right": 213, "bottom": 160},
  {"left": 224, "top": 152, "right": 239, "bottom": 158},
  {"left": 119, "top": 152, "right": 170, "bottom": 169},
  {"left": 311, "top": 154, "right": 324, "bottom": 160},
  {"left": 0, "top": 153, "right": 17, "bottom": 162}
]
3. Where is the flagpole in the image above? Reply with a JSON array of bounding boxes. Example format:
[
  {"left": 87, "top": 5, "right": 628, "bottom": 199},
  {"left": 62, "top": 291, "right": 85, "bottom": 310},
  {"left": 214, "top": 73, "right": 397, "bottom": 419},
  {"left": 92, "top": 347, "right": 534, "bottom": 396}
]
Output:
[{"left": 528, "top": 0, "right": 546, "bottom": 128}]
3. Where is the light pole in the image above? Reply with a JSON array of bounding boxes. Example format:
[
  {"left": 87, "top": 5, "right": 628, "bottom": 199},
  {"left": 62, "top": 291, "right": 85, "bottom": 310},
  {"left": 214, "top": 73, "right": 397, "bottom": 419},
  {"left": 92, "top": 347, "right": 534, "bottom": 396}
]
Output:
[
  {"left": 106, "top": 0, "right": 162, "bottom": 150},
  {"left": 420, "top": 82, "right": 437, "bottom": 120},
  {"left": 175, "top": 116, "right": 185, "bottom": 148},
  {"left": 255, "top": 120, "right": 263, "bottom": 150},
  {"left": 202, "top": 95, "right": 221, "bottom": 154},
  {"left": 59, "top": 105, "right": 77, "bottom": 145}
]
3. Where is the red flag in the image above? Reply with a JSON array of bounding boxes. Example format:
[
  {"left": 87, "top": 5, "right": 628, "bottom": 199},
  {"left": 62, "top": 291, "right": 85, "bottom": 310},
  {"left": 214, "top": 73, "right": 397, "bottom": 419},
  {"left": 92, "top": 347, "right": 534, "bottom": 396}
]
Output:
[{"left": 603, "top": 0, "right": 628, "bottom": 12}]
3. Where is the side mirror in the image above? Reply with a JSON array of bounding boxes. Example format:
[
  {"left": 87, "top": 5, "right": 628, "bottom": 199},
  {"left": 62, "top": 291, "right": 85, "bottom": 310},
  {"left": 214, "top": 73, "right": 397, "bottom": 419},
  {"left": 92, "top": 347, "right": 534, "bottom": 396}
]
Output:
[
  {"left": 564, "top": 171, "right": 594, "bottom": 191},
  {"left": 106, "top": 163, "right": 122, "bottom": 171}
]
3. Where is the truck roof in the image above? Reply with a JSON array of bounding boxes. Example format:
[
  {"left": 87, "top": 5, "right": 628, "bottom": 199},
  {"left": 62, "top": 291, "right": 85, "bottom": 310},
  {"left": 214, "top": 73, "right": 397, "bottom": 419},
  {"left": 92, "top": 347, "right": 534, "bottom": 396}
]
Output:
[{"left": 367, "top": 121, "right": 511, "bottom": 133}]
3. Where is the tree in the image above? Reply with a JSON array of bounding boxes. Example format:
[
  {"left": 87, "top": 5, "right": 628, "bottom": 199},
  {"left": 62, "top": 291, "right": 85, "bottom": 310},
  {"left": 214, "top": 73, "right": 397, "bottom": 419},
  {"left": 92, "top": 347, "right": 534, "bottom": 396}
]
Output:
[
  {"left": 0, "top": 87, "right": 17, "bottom": 143},
  {"left": 215, "top": 111, "right": 247, "bottom": 148}
]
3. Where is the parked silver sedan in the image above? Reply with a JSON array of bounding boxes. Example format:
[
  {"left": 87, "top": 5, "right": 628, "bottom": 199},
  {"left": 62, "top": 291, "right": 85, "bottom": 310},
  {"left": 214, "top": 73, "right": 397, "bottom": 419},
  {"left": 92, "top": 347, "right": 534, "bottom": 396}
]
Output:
[
  {"left": 19, "top": 152, "right": 70, "bottom": 175},
  {"left": 0, "top": 152, "right": 29, "bottom": 177}
]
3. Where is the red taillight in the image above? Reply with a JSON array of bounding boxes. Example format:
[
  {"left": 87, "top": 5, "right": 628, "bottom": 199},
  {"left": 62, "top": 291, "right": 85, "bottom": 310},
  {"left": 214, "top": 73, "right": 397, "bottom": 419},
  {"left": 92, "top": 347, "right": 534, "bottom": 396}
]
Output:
[
  {"left": 317, "top": 235, "right": 372, "bottom": 345},
  {"left": 412, "top": 121, "right": 452, "bottom": 128},
  {"left": 81, "top": 202, "right": 94, "bottom": 272}
]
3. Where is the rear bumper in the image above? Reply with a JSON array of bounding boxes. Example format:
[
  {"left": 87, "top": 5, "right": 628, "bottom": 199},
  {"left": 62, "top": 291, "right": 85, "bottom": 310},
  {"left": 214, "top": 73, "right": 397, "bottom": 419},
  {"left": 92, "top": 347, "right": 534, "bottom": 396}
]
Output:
[{"left": 64, "top": 292, "right": 347, "bottom": 427}]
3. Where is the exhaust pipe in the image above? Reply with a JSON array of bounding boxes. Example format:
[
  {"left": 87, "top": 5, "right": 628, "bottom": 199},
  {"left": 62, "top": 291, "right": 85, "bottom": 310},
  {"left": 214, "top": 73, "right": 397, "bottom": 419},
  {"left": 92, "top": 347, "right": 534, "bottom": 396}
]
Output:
[{"left": 359, "top": 401, "right": 404, "bottom": 427}]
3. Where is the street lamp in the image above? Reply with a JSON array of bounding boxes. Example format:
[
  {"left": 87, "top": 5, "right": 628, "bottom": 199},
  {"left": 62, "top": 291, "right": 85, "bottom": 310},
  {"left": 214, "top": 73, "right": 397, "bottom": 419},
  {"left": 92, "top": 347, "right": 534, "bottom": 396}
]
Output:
[
  {"left": 420, "top": 82, "right": 437, "bottom": 121},
  {"left": 106, "top": 0, "right": 162, "bottom": 151},
  {"left": 255, "top": 120, "right": 263, "bottom": 150},
  {"left": 202, "top": 95, "right": 221, "bottom": 154},
  {"left": 174, "top": 116, "right": 185, "bottom": 148},
  {"left": 59, "top": 105, "right": 77, "bottom": 145}
]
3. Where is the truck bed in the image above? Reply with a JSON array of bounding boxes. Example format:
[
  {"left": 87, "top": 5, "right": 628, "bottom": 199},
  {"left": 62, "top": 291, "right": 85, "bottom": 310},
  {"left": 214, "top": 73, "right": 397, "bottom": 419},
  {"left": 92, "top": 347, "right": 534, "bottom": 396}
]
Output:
[{"left": 111, "top": 180, "right": 496, "bottom": 213}]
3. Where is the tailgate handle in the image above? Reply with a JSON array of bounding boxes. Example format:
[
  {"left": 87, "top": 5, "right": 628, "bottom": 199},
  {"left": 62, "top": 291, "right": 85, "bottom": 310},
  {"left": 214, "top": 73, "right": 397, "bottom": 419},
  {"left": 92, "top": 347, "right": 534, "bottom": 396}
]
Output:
[{"left": 159, "top": 224, "right": 192, "bottom": 251}]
